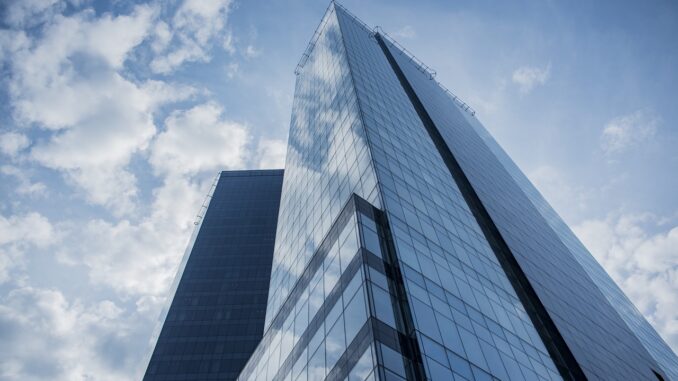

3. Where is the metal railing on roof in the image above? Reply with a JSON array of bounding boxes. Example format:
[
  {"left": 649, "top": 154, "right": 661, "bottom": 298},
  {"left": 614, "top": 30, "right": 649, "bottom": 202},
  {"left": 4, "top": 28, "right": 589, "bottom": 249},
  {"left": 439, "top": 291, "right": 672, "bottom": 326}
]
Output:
[
  {"left": 333, "top": 2, "right": 373, "bottom": 34},
  {"left": 293, "top": 1, "right": 476, "bottom": 117},
  {"left": 294, "top": 2, "right": 335, "bottom": 75},
  {"left": 142, "top": 170, "right": 223, "bottom": 375},
  {"left": 372, "top": 26, "right": 437, "bottom": 80},
  {"left": 373, "top": 26, "right": 476, "bottom": 117},
  {"left": 193, "top": 172, "right": 221, "bottom": 225}
]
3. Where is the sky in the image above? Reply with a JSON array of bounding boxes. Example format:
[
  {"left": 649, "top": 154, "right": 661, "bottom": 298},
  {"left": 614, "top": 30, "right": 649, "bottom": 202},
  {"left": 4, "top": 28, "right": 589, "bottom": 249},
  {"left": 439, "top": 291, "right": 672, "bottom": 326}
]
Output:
[{"left": 0, "top": 0, "right": 676, "bottom": 379}]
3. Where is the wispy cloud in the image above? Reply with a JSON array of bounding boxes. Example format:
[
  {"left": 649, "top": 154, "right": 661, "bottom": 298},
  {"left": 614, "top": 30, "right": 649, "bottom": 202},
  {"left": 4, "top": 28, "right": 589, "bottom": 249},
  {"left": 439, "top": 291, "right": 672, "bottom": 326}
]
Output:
[
  {"left": 391, "top": 25, "right": 416, "bottom": 39},
  {"left": 244, "top": 44, "right": 261, "bottom": 58},
  {"left": 1, "top": 0, "right": 64, "bottom": 28},
  {"left": 225, "top": 61, "right": 239, "bottom": 79},
  {"left": 0, "top": 165, "right": 46, "bottom": 196},
  {"left": 601, "top": 109, "right": 659, "bottom": 156},
  {"left": 512, "top": 63, "right": 551, "bottom": 94},
  {"left": 150, "top": 0, "right": 234, "bottom": 74},
  {"left": 222, "top": 30, "right": 236, "bottom": 54},
  {"left": 0, "top": 132, "right": 30, "bottom": 157}
]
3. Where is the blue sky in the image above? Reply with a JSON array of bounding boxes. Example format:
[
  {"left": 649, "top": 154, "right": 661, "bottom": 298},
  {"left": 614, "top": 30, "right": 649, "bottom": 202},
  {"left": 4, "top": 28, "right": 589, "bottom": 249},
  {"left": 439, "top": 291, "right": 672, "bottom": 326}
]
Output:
[{"left": 0, "top": 0, "right": 676, "bottom": 379}]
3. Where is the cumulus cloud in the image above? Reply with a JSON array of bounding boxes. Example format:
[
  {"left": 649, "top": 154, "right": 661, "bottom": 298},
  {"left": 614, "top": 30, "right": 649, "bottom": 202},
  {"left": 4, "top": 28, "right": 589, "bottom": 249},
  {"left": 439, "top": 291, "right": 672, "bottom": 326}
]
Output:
[
  {"left": 601, "top": 109, "right": 659, "bottom": 155},
  {"left": 55, "top": 173, "right": 206, "bottom": 299},
  {"left": 150, "top": 0, "right": 233, "bottom": 73},
  {"left": 0, "top": 0, "right": 256, "bottom": 379},
  {"left": 573, "top": 213, "right": 678, "bottom": 352},
  {"left": 9, "top": 5, "right": 157, "bottom": 129},
  {"left": 512, "top": 63, "right": 551, "bottom": 93},
  {"left": 150, "top": 102, "right": 249, "bottom": 176},
  {"left": 3, "top": 4, "right": 201, "bottom": 215},
  {"left": 0, "top": 132, "right": 30, "bottom": 157},
  {"left": 0, "top": 286, "right": 151, "bottom": 381},
  {"left": 5, "top": 4, "right": 156, "bottom": 122},
  {"left": 0, "top": 212, "right": 55, "bottom": 284},
  {"left": 257, "top": 138, "right": 287, "bottom": 169}
]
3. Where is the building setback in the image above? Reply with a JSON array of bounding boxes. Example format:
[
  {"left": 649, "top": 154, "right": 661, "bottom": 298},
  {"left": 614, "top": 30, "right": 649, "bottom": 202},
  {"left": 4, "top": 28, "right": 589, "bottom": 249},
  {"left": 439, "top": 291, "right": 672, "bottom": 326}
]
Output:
[
  {"left": 145, "top": 3, "right": 678, "bottom": 381},
  {"left": 143, "top": 170, "right": 283, "bottom": 381}
]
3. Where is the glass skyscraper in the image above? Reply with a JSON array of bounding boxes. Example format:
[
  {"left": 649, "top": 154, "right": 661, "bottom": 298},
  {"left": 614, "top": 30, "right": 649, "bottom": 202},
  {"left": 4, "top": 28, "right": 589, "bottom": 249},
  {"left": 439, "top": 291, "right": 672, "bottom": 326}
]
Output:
[
  {"left": 145, "top": 3, "right": 678, "bottom": 381},
  {"left": 144, "top": 170, "right": 283, "bottom": 380}
]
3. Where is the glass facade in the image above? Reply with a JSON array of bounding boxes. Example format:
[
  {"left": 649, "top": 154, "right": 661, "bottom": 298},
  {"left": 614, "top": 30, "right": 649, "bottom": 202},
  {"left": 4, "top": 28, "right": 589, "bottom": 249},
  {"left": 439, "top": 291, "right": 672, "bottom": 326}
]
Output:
[
  {"left": 333, "top": 7, "right": 566, "bottom": 381},
  {"left": 238, "top": 195, "right": 393, "bottom": 381},
  {"left": 246, "top": 3, "right": 676, "bottom": 381},
  {"left": 264, "top": 4, "right": 381, "bottom": 329},
  {"left": 379, "top": 27, "right": 677, "bottom": 380},
  {"left": 147, "top": 3, "right": 678, "bottom": 381},
  {"left": 466, "top": 116, "right": 678, "bottom": 381},
  {"left": 144, "top": 170, "right": 283, "bottom": 381}
]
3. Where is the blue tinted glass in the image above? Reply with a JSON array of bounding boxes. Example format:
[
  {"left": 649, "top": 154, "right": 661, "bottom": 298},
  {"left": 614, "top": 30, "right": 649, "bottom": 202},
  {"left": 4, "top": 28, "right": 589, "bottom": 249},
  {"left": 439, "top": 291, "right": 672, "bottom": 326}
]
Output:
[
  {"left": 326, "top": 315, "right": 346, "bottom": 370},
  {"left": 380, "top": 344, "right": 407, "bottom": 378},
  {"left": 344, "top": 286, "right": 367, "bottom": 344},
  {"left": 144, "top": 171, "right": 283, "bottom": 381},
  {"left": 371, "top": 285, "right": 396, "bottom": 329},
  {"left": 348, "top": 344, "right": 374, "bottom": 381}
]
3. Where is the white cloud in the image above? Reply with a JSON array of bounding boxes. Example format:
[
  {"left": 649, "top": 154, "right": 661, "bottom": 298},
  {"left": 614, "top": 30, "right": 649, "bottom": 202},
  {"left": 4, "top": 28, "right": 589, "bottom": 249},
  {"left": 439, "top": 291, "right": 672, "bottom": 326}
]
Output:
[
  {"left": 0, "top": 286, "right": 150, "bottom": 381},
  {"left": 0, "top": 1, "right": 254, "bottom": 379},
  {"left": 54, "top": 171, "right": 211, "bottom": 300},
  {"left": 573, "top": 213, "right": 678, "bottom": 352},
  {"left": 0, "top": 29, "right": 30, "bottom": 63},
  {"left": 391, "top": 25, "right": 416, "bottom": 39},
  {"left": 223, "top": 30, "right": 236, "bottom": 54},
  {"left": 0, "top": 165, "right": 47, "bottom": 196},
  {"left": 257, "top": 139, "right": 287, "bottom": 169},
  {"left": 24, "top": 73, "right": 184, "bottom": 214},
  {"left": 512, "top": 63, "right": 551, "bottom": 94},
  {"left": 150, "top": 20, "right": 172, "bottom": 53},
  {"left": 0, "top": 132, "right": 30, "bottom": 156},
  {"left": 8, "top": 5, "right": 157, "bottom": 129},
  {"left": 1, "top": 0, "right": 63, "bottom": 28},
  {"left": 150, "top": 102, "right": 249, "bottom": 176},
  {"left": 150, "top": 0, "right": 233, "bottom": 74},
  {"left": 0, "top": 212, "right": 55, "bottom": 284},
  {"left": 0, "top": 212, "right": 55, "bottom": 249},
  {"left": 244, "top": 44, "right": 261, "bottom": 58},
  {"left": 4, "top": 5, "right": 200, "bottom": 215},
  {"left": 225, "top": 61, "right": 239, "bottom": 79},
  {"left": 601, "top": 109, "right": 659, "bottom": 155}
]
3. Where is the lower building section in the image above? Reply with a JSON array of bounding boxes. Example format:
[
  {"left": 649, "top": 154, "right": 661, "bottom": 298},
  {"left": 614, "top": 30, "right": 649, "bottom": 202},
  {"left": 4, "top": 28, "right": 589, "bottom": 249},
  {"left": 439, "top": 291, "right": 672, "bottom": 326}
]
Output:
[
  {"left": 237, "top": 194, "right": 425, "bottom": 381},
  {"left": 144, "top": 170, "right": 283, "bottom": 381}
]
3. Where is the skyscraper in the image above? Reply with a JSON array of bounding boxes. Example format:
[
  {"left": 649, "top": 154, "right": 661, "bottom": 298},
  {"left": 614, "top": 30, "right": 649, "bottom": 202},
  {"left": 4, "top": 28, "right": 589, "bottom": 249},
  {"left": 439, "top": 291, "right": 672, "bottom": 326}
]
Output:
[
  {"left": 235, "top": 3, "right": 678, "bottom": 381},
  {"left": 143, "top": 170, "right": 283, "bottom": 380},
  {"left": 144, "top": 3, "right": 677, "bottom": 381}
]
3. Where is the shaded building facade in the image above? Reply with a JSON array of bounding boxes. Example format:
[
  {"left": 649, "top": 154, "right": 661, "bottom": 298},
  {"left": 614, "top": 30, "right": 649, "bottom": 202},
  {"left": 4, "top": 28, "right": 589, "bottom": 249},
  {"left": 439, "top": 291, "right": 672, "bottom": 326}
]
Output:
[{"left": 144, "top": 170, "right": 283, "bottom": 380}]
